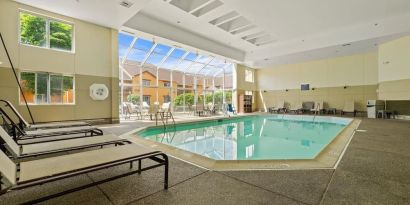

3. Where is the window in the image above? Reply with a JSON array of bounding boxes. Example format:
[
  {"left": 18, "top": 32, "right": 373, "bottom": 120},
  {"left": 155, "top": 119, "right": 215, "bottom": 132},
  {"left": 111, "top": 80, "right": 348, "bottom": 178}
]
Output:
[
  {"left": 143, "top": 95, "right": 151, "bottom": 105},
  {"left": 245, "top": 69, "right": 254, "bottom": 83},
  {"left": 142, "top": 79, "right": 150, "bottom": 87},
  {"left": 163, "top": 81, "right": 171, "bottom": 88},
  {"left": 245, "top": 91, "right": 253, "bottom": 96},
  {"left": 19, "top": 11, "right": 73, "bottom": 52},
  {"left": 19, "top": 71, "right": 75, "bottom": 105},
  {"left": 163, "top": 95, "right": 171, "bottom": 103}
]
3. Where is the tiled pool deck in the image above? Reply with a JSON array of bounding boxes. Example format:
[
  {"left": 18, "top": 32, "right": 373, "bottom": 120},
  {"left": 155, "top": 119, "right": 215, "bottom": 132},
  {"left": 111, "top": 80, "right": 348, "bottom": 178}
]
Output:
[{"left": 0, "top": 116, "right": 409, "bottom": 205}]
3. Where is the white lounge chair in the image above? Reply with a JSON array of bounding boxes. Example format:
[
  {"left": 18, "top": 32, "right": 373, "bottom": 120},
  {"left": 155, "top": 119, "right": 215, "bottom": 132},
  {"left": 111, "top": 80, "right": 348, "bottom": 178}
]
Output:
[
  {"left": 289, "top": 102, "right": 303, "bottom": 114},
  {"left": 0, "top": 144, "right": 168, "bottom": 204},
  {"left": 0, "top": 100, "right": 89, "bottom": 130},
  {"left": 270, "top": 101, "right": 285, "bottom": 113},
  {"left": 0, "top": 126, "right": 129, "bottom": 159}
]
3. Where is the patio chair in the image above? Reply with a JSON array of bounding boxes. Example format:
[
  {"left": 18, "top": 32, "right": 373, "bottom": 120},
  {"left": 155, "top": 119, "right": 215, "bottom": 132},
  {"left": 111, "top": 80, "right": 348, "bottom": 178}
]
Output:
[
  {"left": 269, "top": 101, "right": 285, "bottom": 113},
  {"left": 341, "top": 100, "right": 356, "bottom": 117},
  {"left": 0, "top": 100, "right": 89, "bottom": 130},
  {"left": 206, "top": 103, "right": 216, "bottom": 115},
  {"left": 0, "top": 126, "right": 129, "bottom": 159},
  {"left": 0, "top": 143, "right": 168, "bottom": 204},
  {"left": 289, "top": 102, "right": 303, "bottom": 114},
  {"left": 123, "top": 102, "right": 142, "bottom": 120},
  {"left": 0, "top": 108, "right": 103, "bottom": 145}
]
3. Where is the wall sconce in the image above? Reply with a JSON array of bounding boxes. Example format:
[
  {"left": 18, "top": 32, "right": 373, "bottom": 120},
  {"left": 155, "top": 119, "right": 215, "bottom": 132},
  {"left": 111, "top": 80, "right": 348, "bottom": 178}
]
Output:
[
  {"left": 311, "top": 88, "right": 315, "bottom": 91},
  {"left": 285, "top": 89, "right": 289, "bottom": 92},
  {"left": 343, "top": 86, "right": 348, "bottom": 89},
  {"left": 263, "top": 90, "right": 267, "bottom": 93}
]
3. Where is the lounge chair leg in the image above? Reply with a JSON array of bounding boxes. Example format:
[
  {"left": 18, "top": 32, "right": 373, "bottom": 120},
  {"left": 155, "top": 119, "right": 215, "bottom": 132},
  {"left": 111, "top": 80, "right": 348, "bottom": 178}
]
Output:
[
  {"left": 162, "top": 154, "right": 169, "bottom": 189},
  {"left": 138, "top": 160, "right": 142, "bottom": 174}
]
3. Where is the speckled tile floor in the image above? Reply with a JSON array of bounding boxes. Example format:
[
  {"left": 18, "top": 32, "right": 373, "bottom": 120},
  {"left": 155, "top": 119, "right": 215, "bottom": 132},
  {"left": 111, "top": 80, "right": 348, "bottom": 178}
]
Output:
[{"left": 1, "top": 117, "right": 409, "bottom": 205}]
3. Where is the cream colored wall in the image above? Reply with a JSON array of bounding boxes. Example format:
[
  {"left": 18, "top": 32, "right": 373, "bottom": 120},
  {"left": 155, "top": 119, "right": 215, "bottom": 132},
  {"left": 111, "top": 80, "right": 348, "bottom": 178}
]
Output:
[
  {"left": 378, "top": 35, "right": 410, "bottom": 100},
  {"left": 235, "top": 64, "right": 258, "bottom": 111},
  {"left": 255, "top": 52, "right": 379, "bottom": 112},
  {"left": 0, "top": 0, "right": 119, "bottom": 123}
]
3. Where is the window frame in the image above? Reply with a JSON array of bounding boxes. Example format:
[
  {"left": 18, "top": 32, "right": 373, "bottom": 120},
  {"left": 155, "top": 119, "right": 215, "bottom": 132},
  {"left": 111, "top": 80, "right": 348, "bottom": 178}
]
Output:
[
  {"left": 142, "top": 79, "right": 151, "bottom": 87},
  {"left": 18, "top": 9, "right": 75, "bottom": 53},
  {"left": 19, "top": 71, "right": 76, "bottom": 105},
  {"left": 245, "top": 69, "right": 254, "bottom": 83}
]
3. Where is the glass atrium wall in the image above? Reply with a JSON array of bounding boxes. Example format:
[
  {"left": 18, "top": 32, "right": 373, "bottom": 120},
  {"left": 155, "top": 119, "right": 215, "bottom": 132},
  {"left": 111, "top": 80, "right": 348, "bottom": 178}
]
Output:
[{"left": 118, "top": 32, "right": 234, "bottom": 117}]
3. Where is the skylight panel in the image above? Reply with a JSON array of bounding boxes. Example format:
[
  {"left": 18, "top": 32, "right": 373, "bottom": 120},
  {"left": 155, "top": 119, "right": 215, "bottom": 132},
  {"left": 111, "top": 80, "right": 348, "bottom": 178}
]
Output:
[
  {"left": 145, "top": 52, "right": 166, "bottom": 66},
  {"left": 153, "top": 44, "right": 172, "bottom": 54},
  {"left": 118, "top": 33, "right": 134, "bottom": 59},
  {"left": 133, "top": 38, "right": 154, "bottom": 51}
]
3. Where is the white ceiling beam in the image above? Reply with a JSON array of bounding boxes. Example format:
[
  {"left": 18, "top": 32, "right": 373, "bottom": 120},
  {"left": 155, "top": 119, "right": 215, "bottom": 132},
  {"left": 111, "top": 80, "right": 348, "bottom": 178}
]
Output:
[
  {"left": 140, "top": 43, "right": 158, "bottom": 66},
  {"left": 229, "top": 23, "right": 253, "bottom": 33},
  {"left": 189, "top": 0, "right": 214, "bottom": 14}
]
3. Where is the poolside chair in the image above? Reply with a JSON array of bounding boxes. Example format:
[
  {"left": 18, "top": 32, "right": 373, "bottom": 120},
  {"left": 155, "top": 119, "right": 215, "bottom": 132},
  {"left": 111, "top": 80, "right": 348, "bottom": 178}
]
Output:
[
  {"left": 223, "top": 103, "right": 236, "bottom": 116},
  {"left": 123, "top": 102, "right": 142, "bottom": 120},
  {"left": 310, "top": 101, "right": 324, "bottom": 115},
  {"left": 0, "top": 126, "right": 129, "bottom": 159},
  {"left": 289, "top": 102, "right": 303, "bottom": 114},
  {"left": 206, "top": 103, "right": 216, "bottom": 116},
  {"left": 0, "top": 108, "right": 103, "bottom": 145},
  {"left": 0, "top": 143, "right": 168, "bottom": 204},
  {"left": 341, "top": 101, "right": 356, "bottom": 117},
  {"left": 270, "top": 101, "right": 285, "bottom": 113},
  {"left": 0, "top": 100, "right": 89, "bottom": 130}
]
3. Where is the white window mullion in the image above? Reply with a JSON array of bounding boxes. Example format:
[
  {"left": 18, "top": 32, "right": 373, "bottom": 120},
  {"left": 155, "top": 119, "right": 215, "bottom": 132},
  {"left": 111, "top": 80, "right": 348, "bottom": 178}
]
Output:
[
  {"left": 34, "top": 72, "right": 37, "bottom": 104},
  {"left": 46, "top": 20, "right": 50, "bottom": 49}
]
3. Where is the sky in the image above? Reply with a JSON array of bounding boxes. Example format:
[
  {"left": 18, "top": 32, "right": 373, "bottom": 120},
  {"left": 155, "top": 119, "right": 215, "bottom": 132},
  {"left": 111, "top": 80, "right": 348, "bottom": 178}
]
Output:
[{"left": 118, "top": 32, "right": 233, "bottom": 75}]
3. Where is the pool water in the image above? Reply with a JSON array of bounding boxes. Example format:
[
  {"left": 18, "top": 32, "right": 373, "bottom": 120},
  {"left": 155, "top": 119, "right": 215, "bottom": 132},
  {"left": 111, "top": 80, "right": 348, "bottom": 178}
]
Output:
[{"left": 137, "top": 115, "right": 351, "bottom": 160}]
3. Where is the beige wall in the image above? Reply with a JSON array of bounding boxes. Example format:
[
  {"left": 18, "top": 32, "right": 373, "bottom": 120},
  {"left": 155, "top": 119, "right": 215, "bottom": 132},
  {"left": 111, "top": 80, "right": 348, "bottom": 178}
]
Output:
[
  {"left": 235, "top": 64, "right": 258, "bottom": 111},
  {"left": 0, "top": 0, "right": 119, "bottom": 123},
  {"left": 255, "top": 52, "right": 379, "bottom": 111},
  {"left": 378, "top": 35, "right": 410, "bottom": 100}
]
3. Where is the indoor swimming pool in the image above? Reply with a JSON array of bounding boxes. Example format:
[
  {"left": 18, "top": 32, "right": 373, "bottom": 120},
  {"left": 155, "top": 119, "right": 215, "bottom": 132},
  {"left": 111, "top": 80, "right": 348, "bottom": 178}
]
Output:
[{"left": 137, "top": 115, "right": 352, "bottom": 160}]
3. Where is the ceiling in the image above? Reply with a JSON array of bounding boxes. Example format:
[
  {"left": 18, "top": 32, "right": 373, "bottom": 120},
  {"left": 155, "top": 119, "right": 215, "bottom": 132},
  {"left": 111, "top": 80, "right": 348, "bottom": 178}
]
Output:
[{"left": 14, "top": 0, "right": 410, "bottom": 68}]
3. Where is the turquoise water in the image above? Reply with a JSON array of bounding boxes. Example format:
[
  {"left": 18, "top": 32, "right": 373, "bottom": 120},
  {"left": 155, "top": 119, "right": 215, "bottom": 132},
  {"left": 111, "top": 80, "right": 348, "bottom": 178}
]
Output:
[{"left": 137, "top": 115, "right": 350, "bottom": 160}]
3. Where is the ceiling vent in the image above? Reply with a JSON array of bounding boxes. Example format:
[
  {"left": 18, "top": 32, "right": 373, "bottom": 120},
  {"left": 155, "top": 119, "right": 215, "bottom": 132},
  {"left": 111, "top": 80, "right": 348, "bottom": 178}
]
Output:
[{"left": 119, "top": 0, "right": 133, "bottom": 8}]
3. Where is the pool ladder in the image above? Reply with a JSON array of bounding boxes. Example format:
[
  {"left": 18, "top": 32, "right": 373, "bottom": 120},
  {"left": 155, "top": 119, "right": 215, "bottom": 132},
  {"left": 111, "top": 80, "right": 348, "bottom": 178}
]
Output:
[
  {"left": 312, "top": 104, "right": 320, "bottom": 122},
  {"left": 158, "top": 111, "right": 176, "bottom": 133}
]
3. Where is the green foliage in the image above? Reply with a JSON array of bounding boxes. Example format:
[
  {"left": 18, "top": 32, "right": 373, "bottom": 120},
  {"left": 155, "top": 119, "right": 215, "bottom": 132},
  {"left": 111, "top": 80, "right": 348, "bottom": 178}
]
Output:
[
  {"left": 205, "top": 91, "right": 233, "bottom": 104},
  {"left": 50, "top": 21, "right": 72, "bottom": 50},
  {"left": 174, "top": 93, "right": 202, "bottom": 106},
  {"left": 20, "top": 12, "right": 72, "bottom": 51},
  {"left": 20, "top": 13, "right": 46, "bottom": 46},
  {"left": 127, "top": 93, "right": 140, "bottom": 104},
  {"left": 63, "top": 76, "right": 74, "bottom": 91},
  {"left": 20, "top": 72, "right": 35, "bottom": 92}
]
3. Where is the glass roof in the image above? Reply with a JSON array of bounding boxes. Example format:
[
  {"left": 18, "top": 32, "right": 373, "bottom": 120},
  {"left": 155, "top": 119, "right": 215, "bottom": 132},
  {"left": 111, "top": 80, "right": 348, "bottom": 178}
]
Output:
[{"left": 119, "top": 32, "right": 233, "bottom": 77}]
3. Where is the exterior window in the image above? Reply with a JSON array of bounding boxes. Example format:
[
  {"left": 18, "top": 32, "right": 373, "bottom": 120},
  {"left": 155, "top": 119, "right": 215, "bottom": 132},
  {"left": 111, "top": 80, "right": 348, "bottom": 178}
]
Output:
[
  {"left": 143, "top": 95, "right": 150, "bottom": 105},
  {"left": 142, "top": 79, "right": 150, "bottom": 87},
  {"left": 164, "top": 81, "right": 171, "bottom": 87},
  {"left": 163, "top": 95, "right": 171, "bottom": 103},
  {"left": 19, "top": 71, "right": 75, "bottom": 105},
  {"left": 19, "top": 11, "right": 73, "bottom": 52},
  {"left": 245, "top": 69, "right": 254, "bottom": 83}
]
